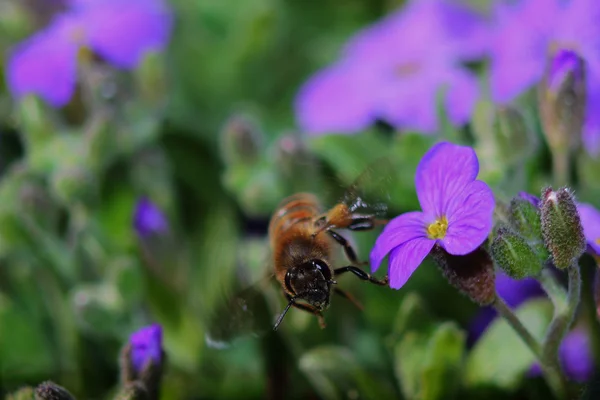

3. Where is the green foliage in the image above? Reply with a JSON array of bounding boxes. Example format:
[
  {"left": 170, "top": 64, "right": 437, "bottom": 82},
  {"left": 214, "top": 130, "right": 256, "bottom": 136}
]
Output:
[
  {"left": 391, "top": 293, "right": 466, "bottom": 400},
  {"left": 464, "top": 299, "right": 553, "bottom": 391}
]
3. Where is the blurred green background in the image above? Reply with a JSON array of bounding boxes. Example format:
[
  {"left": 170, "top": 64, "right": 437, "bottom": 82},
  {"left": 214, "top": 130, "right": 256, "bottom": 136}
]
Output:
[{"left": 1, "top": 0, "right": 599, "bottom": 399}]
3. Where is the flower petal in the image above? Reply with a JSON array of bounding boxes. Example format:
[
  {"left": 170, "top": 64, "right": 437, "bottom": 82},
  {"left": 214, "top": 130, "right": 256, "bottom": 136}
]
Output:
[
  {"left": 295, "top": 61, "right": 382, "bottom": 135},
  {"left": 387, "top": 237, "right": 435, "bottom": 290},
  {"left": 6, "top": 15, "right": 78, "bottom": 106},
  {"left": 577, "top": 203, "right": 600, "bottom": 255},
  {"left": 489, "top": 0, "right": 558, "bottom": 103},
  {"left": 415, "top": 142, "right": 479, "bottom": 217},
  {"left": 559, "top": 329, "right": 594, "bottom": 382},
  {"left": 78, "top": 0, "right": 172, "bottom": 68},
  {"left": 445, "top": 66, "right": 480, "bottom": 127},
  {"left": 582, "top": 68, "right": 600, "bottom": 155},
  {"left": 370, "top": 211, "right": 426, "bottom": 273},
  {"left": 441, "top": 180, "right": 495, "bottom": 255}
]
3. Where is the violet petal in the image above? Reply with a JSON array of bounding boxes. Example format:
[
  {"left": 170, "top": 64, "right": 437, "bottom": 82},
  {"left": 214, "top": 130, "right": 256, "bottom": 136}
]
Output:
[
  {"left": 6, "top": 15, "right": 79, "bottom": 106},
  {"left": 441, "top": 180, "right": 495, "bottom": 255},
  {"left": 129, "top": 323, "right": 163, "bottom": 373},
  {"left": 294, "top": 61, "right": 382, "bottom": 134},
  {"left": 370, "top": 211, "right": 427, "bottom": 273},
  {"left": 78, "top": 0, "right": 172, "bottom": 68},
  {"left": 415, "top": 142, "right": 479, "bottom": 218},
  {"left": 388, "top": 237, "right": 435, "bottom": 290},
  {"left": 577, "top": 203, "right": 600, "bottom": 255}
]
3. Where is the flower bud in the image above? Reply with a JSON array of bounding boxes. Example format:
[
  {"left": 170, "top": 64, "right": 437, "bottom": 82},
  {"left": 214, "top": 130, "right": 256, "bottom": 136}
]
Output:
[
  {"left": 539, "top": 49, "right": 586, "bottom": 153},
  {"left": 34, "top": 382, "right": 75, "bottom": 400},
  {"left": 491, "top": 226, "right": 541, "bottom": 279},
  {"left": 431, "top": 245, "right": 495, "bottom": 305},
  {"left": 509, "top": 195, "right": 542, "bottom": 240},
  {"left": 133, "top": 197, "right": 169, "bottom": 239},
  {"left": 492, "top": 106, "right": 536, "bottom": 166},
  {"left": 219, "top": 114, "right": 263, "bottom": 166},
  {"left": 540, "top": 187, "right": 585, "bottom": 269},
  {"left": 120, "top": 324, "right": 165, "bottom": 400}
]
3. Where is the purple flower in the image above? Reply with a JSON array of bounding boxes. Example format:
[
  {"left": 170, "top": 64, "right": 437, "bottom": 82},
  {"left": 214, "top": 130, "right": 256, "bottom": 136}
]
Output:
[
  {"left": 577, "top": 202, "right": 600, "bottom": 255},
  {"left": 129, "top": 323, "right": 163, "bottom": 373},
  {"left": 7, "top": 0, "right": 172, "bottom": 106},
  {"left": 133, "top": 197, "right": 169, "bottom": 238},
  {"left": 295, "top": 0, "right": 489, "bottom": 135},
  {"left": 489, "top": 0, "right": 600, "bottom": 154},
  {"left": 370, "top": 142, "right": 495, "bottom": 289}
]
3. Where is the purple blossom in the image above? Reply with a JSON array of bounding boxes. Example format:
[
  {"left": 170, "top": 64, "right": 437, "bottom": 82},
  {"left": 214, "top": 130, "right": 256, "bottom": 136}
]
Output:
[
  {"left": 129, "top": 323, "right": 163, "bottom": 373},
  {"left": 489, "top": 0, "right": 600, "bottom": 154},
  {"left": 133, "top": 197, "right": 169, "bottom": 239},
  {"left": 370, "top": 142, "right": 495, "bottom": 289},
  {"left": 7, "top": 0, "right": 172, "bottom": 106},
  {"left": 577, "top": 202, "right": 600, "bottom": 255},
  {"left": 295, "top": 0, "right": 489, "bottom": 135}
]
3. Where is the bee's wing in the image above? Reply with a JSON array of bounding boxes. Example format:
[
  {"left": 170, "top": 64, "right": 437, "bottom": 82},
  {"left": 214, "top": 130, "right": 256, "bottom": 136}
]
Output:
[
  {"left": 338, "top": 157, "right": 394, "bottom": 218},
  {"left": 204, "top": 239, "right": 281, "bottom": 348},
  {"left": 204, "top": 274, "right": 276, "bottom": 348}
]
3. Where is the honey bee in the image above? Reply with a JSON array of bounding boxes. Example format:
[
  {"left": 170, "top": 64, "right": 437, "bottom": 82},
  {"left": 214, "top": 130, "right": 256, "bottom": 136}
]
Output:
[
  {"left": 269, "top": 190, "right": 389, "bottom": 331},
  {"left": 205, "top": 164, "right": 391, "bottom": 346}
]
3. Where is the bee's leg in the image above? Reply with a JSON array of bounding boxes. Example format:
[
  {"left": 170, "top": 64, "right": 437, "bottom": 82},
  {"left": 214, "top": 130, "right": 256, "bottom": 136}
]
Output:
[
  {"left": 283, "top": 293, "right": 327, "bottom": 329},
  {"left": 328, "top": 229, "right": 368, "bottom": 267},
  {"left": 334, "top": 265, "right": 389, "bottom": 286},
  {"left": 347, "top": 215, "right": 388, "bottom": 231},
  {"left": 334, "top": 287, "right": 364, "bottom": 310}
]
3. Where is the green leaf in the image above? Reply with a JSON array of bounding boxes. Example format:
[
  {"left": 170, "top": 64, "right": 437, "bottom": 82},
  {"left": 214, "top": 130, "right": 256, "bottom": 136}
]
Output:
[
  {"left": 299, "top": 345, "right": 395, "bottom": 400},
  {"left": 394, "top": 322, "right": 465, "bottom": 400},
  {"left": 464, "top": 298, "right": 553, "bottom": 390},
  {"left": 0, "top": 295, "right": 54, "bottom": 379}
]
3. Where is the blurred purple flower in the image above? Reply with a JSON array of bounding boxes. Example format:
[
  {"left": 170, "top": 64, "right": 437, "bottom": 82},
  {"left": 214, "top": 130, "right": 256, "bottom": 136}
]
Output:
[
  {"left": 489, "top": 0, "right": 600, "bottom": 154},
  {"left": 295, "top": 0, "right": 489, "bottom": 135},
  {"left": 577, "top": 203, "right": 600, "bottom": 255},
  {"left": 129, "top": 323, "right": 163, "bottom": 373},
  {"left": 7, "top": 0, "right": 172, "bottom": 106},
  {"left": 133, "top": 197, "right": 169, "bottom": 238},
  {"left": 370, "top": 142, "right": 495, "bottom": 289}
]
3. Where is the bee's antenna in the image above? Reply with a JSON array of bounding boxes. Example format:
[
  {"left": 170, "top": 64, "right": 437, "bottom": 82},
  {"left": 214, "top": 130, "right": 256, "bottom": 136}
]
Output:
[{"left": 273, "top": 297, "right": 295, "bottom": 331}]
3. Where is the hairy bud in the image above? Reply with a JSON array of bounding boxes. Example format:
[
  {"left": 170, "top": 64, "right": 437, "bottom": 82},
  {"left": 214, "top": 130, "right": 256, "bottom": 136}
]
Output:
[
  {"left": 431, "top": 245, "right": 495, "bottom": 305},
  {"left": 540, "top": 187, "right": 585, "bottom": 269},
  {"left": 34, "top": 382, "right": 75, "bottom": 400},
  {"left": 219, "top": 114, "right": 263, "bottom": 165},
  {"left": 539, "top": 49, "right": 586, "bottom": 153},
  {"left": 491, "top": 226, "right": 541, "bottom": 279}
]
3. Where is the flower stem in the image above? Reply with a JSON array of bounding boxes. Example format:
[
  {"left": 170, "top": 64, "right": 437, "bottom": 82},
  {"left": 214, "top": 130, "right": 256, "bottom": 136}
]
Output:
[
  {"left": 539, "top": 268, "right": 567, "bottom": 309},
  {"left": 551, "top": 147, "right": 570, "bottom": 187},
  {"left": 493, "top": 295, "right": 565, "bottom": 399},
  {"left": 541, "top": 263, "right": 581, "bottom": 393}
]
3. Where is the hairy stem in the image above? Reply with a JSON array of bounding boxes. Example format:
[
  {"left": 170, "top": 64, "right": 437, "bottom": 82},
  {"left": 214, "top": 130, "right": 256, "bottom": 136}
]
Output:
[
  {"left": 493, "top": 295, "right": 565, "bottom": 399},
  {"left": 541, "top": 263, "right": 581, "bottom": 393},
  {"left": 539, "top": 268, "right": 567, "bottom": 309}
]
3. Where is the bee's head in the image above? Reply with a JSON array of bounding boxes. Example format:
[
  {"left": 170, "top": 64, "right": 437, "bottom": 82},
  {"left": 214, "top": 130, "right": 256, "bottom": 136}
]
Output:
[{"left": 286, "top": 259, "right": 335, "bottom": 311}]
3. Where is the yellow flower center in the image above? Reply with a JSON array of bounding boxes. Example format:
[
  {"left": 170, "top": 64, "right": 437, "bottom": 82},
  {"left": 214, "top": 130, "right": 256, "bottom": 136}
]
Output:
[
  {"left": 596, "top": 238, "right": 600, "bottom": 245},
  {"left": 426, "top": 216, "right": 448, "bottom": 240}
]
